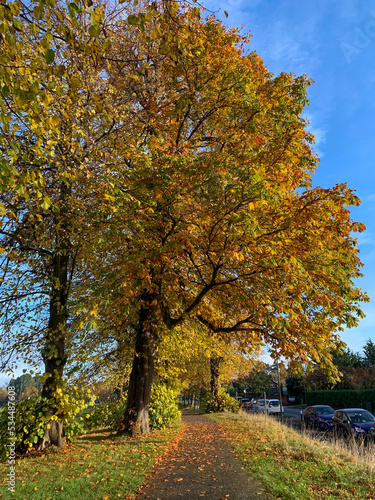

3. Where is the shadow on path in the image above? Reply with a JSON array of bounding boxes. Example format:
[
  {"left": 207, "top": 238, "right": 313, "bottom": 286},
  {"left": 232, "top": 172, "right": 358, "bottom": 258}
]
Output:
[{"left": 139, "top": 411, "right": 274, "bottom": 499}]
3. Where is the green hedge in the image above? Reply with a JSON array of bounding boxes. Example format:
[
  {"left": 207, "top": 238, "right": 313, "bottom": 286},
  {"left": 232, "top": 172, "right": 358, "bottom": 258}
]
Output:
[
  {"left": 201, "top": 388, "right": 240, "bottom": 414},
  {"left": 306, "top": 389, "right": 375, "bottom": 410}
]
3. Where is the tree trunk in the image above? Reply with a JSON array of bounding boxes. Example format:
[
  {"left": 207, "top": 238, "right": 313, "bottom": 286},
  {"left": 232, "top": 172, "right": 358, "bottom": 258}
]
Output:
[
  {"left": 190, "top": 393, "right": 195, "bottom": 409},
  {"left": 210, "top": 353, "right": 223, "bottom": 399},
  {"left": 39, "top": 252, "right": 68, "bottom": 449},
  {"left": 119, "top": 303, "right": 159, "bottom": 436},
  {"left": 39, "top": 183, "right": 70, "bottom": 450}
]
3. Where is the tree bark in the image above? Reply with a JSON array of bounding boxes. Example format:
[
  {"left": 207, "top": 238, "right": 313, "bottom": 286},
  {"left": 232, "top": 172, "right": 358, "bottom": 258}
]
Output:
[
  {"left": 39, "top": 250, "right": 68, "bottom": 449},
  {"left": 210, "top": 353, "right": 223, "bottom": 399},
  {"left": 190, "top": 393, "right": 195, "bottom": 409},
  {"left": 119, "top": 303, "right": 159, "bottom": 436}
]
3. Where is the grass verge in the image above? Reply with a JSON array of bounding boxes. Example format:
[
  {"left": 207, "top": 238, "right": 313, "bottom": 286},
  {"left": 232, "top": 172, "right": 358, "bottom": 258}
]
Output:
[
  {"left": 1, "top": 422, "right": 182, "bottom": 500},
  {"left": 207, "top": 412, "right": 375, "bottom": 500}
]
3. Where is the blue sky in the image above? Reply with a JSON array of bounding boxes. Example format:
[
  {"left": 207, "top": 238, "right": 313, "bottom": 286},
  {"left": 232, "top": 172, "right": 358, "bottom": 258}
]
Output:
[{"left": 201, "top": 0, "right": 375, "bottom": 356}]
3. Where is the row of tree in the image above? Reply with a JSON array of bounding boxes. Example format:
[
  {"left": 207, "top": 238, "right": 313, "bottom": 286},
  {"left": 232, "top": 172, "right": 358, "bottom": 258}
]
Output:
[{"left": 0, "top": 0, "right": 368, "bottom": 451}]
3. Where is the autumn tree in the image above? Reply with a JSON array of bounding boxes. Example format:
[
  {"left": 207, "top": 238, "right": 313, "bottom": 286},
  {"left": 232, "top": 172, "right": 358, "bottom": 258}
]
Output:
[
  {"left": 0, "top": 0, "right": 140, "bottom": 448},
  {"left": 305, "top": 365, "right": 336, "bottom": 391},
  {"left": 156, "top": 320, "right": 253, "bottom": 404},
  {"left": 81, "top": 3, "right": 368, "bottom": 436}
]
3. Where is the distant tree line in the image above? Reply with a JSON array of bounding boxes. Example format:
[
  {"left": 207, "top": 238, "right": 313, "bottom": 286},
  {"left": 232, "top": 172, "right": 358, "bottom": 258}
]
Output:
[
  {"left": 305, "top": 339, "right": 375, "bottom": 391},
  {"left": 230, "top": 339, "right": 375, "bottom": 405}
]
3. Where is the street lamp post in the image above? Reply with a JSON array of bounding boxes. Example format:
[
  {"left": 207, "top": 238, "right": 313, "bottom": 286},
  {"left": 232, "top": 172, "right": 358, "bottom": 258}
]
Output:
[{"left": 277, "top": 359, "right": 284, "bottom": 423}]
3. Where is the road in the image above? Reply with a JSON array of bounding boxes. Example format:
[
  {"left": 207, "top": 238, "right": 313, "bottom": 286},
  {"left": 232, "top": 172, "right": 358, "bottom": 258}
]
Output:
[{"left": 246, "top": 406, "right": 303, "bottom": 422}]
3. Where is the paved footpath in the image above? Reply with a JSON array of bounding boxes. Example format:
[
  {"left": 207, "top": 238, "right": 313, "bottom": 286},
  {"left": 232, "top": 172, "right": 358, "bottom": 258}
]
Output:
[{"left": 139, "top": 412, "right": 274, "bottom": 500}]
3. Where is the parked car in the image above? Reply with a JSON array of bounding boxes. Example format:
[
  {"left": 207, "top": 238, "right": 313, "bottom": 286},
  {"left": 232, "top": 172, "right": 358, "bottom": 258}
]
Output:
[
  {"left": 265, "top": 399, "right": 283, "bottom": 415},
  {"left": 240, "top": 399, "right": 251, "bottom": 409},
  {"left": 249, "top": 398, "right": 258, "bottom": 410},
  {"left": 369, "top": 421, "right": 375, "bottom": 441},
  {"left": 303, "top": 405, "right": 335, "bottom": 430},
  {"left": 332, "top": 408, "right": 375, "bottom": 439},
  {"left": 253, "top": 399, "right": 266, "bottom": 411}
]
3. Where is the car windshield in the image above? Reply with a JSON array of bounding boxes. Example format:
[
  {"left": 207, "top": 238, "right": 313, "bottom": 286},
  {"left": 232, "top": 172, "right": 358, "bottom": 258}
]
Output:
[
  {"left": 315, "top": 406, "right": 334, "bottom": 415},
  {"left": 348, "top": 411, "right": 375, "bottom": 423},
  {"left": 269, "top": 401, "right": 279, "bottom": 406}
]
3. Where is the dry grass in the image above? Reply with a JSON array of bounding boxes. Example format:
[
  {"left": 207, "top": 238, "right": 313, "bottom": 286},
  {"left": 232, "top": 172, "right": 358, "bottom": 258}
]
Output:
[
  {"left": 208, "top": 411, "right": 375, "bottom": 500},
  {"left": 300, "top": 419, "right": 375, "bottom": 475}
]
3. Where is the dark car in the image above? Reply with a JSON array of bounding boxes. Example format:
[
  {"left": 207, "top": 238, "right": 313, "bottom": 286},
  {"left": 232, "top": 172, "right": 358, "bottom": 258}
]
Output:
[
  {"left": 332, "top": 408, "right": 375, "bottom": 439},
  {"left": 369, "top": 421, "right": 375, "bottom": 441},
  {"left": 303, "top": 405, "right": 335, "bottom": 430}
]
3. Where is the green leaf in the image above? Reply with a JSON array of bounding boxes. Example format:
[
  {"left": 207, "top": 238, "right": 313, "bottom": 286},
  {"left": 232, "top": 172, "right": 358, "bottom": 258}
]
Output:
[
  {"left": 40, "top": 196, "right": 52, "bottom": 210},
  {"left": 192, "top": 7, "right": 200, "bottom": 18},
  {"left": 55, "top": 64, "right": 65, "bottom": 77},
  {"left": 45, "top": 49, "right": 55, "bottom": 64},
  {"left": 102, "top": 38, "right": 111, "bottom": 51},
  {"left": 69, "top": 2, "right": 81, "bottom": 13},
  {"left": 2, "top": 85, "right": 9, "bottom": 98},
  {"left": 159, "top": 45, "right": 169, "bottom": 55},
  {"left": 127, "top": 14, "right": 139, "bottom": 25},
  {"left": 68, "top": 2, "right": 81, "bottom": 18},
  {"left": 13, "top": 19, "right": 23, "bottom": 31},
  {"left": 88, "top": 24, "right": 100, "bottom": 37},
  {"left": 33, "top": 5, "right": 45, "bottom": 20},
  {"left": 69, "top": 76, "right": 81, "bottom": 88}
]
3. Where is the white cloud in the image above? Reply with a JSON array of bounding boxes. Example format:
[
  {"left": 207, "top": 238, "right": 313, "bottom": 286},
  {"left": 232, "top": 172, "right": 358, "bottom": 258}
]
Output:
[
  {"left": 361, "top": 193, "right": 375, "bottom": 203},
  {"left": 356, "top": 231, "right": 375, "bottom": 246},
  {"left": 302, "top": 112, "right": 327, "bottom": 158}
]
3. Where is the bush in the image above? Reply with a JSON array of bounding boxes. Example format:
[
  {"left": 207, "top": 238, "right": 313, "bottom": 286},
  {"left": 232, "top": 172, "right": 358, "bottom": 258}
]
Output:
[
  {"left": 0, "top": 392, "right": 88, "bottom": 461},
  {"left": 83, "top": 398, "right": 127, "bottom": 431},
  {"left": 149, "top": 384, "right": 181, "bottom": 429},
  {"left": 85, "top": 384, "right": 181, "bottom": 432},
  {"left": 201, "top": 389, "right": 240, "bottom": 414}
]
